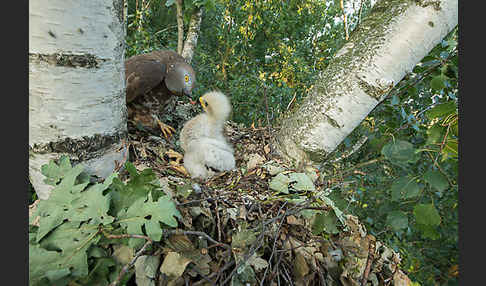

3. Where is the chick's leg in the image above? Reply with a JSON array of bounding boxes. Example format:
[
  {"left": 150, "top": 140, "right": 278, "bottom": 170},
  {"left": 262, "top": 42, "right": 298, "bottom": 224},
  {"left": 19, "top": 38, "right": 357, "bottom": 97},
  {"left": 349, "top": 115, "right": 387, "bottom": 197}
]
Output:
[{"left": 165, "top": 149, "right": 190, "bottom": 177}]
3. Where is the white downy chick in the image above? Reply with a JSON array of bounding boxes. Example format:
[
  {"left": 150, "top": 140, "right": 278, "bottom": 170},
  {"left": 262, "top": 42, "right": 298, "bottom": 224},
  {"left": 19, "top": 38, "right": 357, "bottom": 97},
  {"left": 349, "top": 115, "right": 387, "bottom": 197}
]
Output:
[{"left": 180, "top": 91, "right": 236, "bottom": 179}]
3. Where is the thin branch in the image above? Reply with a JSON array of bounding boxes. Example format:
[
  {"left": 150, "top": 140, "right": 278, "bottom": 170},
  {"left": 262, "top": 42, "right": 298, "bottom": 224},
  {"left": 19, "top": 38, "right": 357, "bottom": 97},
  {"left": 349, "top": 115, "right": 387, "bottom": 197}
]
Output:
[
  {"left": 260, "top": 202, "right": 288, "bottom": 285},
  {"left": 100, "top": 228, "right": 154, "bottom": 286},
  {"left": 215, "top": 199, "right": 222, "bottom": 242},
  {"left": 193, "top": 259, "right": 235, "bottom": 286},
  {"left": 330, "top": 135, "right": 369, "bottom": 163},
  {"left": 340, "top": 0, "right": 349, "bottom": 40},
  {"left": 286, "top": 92, "right": 298, "bottom": 111},
  {"left": 338, "top": 157, "right": 385, "bottom": 177},
  {"left": 263, "top": 85, "right": 270, "bottom": 127},
  {"left": 163, "top": 229, "right": 231, "bottom": 250}
]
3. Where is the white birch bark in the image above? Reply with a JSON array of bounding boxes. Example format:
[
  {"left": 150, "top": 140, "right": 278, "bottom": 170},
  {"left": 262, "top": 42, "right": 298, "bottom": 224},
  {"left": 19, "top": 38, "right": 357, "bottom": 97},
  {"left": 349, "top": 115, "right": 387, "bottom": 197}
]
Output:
[
  {"left": 273, "top": 0, "right": 458, "bottom": 166},
  {"left": 29, "top": 0, "right": 127, "bottom": 200},
  {"left": 181, "top": 8, "right": 203, "bottom": 63}
]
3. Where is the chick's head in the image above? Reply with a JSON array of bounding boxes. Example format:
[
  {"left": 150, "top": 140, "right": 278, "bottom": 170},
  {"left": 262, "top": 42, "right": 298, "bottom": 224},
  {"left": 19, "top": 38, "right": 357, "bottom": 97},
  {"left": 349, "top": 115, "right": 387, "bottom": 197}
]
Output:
[{"left": 199, "top": 91, "right": 232, "bottom": 122}]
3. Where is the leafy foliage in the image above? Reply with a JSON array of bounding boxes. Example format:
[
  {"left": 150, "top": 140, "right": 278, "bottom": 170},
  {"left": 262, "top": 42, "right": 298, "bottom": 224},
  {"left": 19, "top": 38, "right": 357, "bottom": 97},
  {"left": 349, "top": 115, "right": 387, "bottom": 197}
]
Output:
[
  {"left": 324, "top": 27, "right": 458, "bottom": 285},
  {"left": 29, "top": 157, "right": 181, "bottom": 285},
  {"left": 102, "top": 0, "right": 457, "bottom": 284}
]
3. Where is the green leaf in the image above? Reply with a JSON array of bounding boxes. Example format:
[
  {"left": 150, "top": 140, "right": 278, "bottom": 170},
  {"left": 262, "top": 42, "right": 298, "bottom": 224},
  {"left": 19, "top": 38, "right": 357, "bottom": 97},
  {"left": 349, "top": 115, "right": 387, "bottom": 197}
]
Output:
[
  {"left": 110, "top": 162, "right": 159, "bottom": 216},
  {"left": 381, "top": 140, "right": 415, "bottom": 163},
  {"left": 423, "top": 170, "right": 449, "bottom": 192},
  {"left": 390, "top": 176, "right": 421, "bottom": 201},
  {"left": 32, "top": 221, "right": 100, "bottom": 283},
  {"left": 426, "top": 124, "right": 446, "bottom": 145},
  {"left": 119, "top": 195, "right": 182, "bottom": 245},
  {"left": 312, "top": 211, "right": 339, "bottom": 235},
  {"left": 430, "top": 75, "right": 446, "bottom": 91},
  {"left": 289, "top": 172, "right": 316, "bottom": 191},
  {"left": 41, "top": 155, "right": 72, "bottom": 186},
  {"left": 268, "top": 173, "right": 291, "bottom": 193},
  {"left": 35, "top": 163, "right": 89, "bottom": 242},
  {"left": 413, "top": 204, "right": 441, "bottom": 226},
  {"left": 34, "top": 160, "right": 115, "bottom": 242},
  {"left": 231, "top": 229, "right": 257, "bottom": 250},
  {"left": 415, "top": 223, "right": 440, "bottom": 240},
  {"left": 442, "top": 139, "right": 458, "bottom": 161},
  {"left": 425, "top": 101, "right": 456, "bottom": 120},
  {"left": 386, "top": 211, "right": 408, "bottom": 231},
  {"left": 316, "top": 192, "right": 347, "bottom": 228},
  {"left": 78, "top": 257, "right": 116, "bottom": 286},
  {"left": 165, "top": 0, "right": 175, "bottom": 7},
  {"left": 29, "top": 244, "right": 69, "bottom": 285},
  {"left": 390, "top": 94, "right": 399, "bottom": 105}
]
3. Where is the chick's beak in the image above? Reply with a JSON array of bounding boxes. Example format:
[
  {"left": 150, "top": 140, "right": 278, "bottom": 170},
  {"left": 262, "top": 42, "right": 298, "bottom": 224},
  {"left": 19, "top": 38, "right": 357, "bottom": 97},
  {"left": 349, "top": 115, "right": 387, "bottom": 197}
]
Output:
[{"left": 199, "top": 97, "right": 207, "bottom": 111}]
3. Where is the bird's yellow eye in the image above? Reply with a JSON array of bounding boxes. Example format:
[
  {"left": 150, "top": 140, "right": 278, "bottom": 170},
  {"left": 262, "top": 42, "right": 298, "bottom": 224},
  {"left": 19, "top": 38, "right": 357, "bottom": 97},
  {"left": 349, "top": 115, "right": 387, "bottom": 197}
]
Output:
[{"left": 184, "top": 75, "right": 189, "bottom": 83}]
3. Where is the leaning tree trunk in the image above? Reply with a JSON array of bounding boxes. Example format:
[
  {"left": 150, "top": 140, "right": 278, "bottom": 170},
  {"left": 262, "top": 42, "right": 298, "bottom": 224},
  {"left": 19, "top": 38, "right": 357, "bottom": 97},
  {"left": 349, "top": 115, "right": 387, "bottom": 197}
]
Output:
[
  {"left": 29, "top": 0, "right": 127, "bottom": 200},
  {"left": 273, "top": 0, "right": 458, "bottom": 166}
]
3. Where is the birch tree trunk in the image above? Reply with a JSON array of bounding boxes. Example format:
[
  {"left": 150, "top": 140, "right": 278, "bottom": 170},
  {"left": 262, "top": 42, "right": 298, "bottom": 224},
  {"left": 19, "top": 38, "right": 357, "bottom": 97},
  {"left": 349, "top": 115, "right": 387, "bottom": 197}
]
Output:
[
  {"left": 181, "top": 8, "right": 204, "bottom": 63},
  {"left": 273, "top": 0, "right": 458, "bottom": 166},
  {"left": 175, "top": 0, "right": 184, "bottom": 55},
  {"left": 29, "top": 0, "right": 127, "bottom": 200}
]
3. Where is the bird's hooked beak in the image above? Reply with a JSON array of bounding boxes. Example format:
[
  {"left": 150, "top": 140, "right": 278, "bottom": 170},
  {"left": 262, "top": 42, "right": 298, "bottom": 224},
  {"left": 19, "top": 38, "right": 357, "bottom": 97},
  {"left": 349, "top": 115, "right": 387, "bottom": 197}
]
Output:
[{"left": 182, "top": 88, "right": 196, "bottom": 104}]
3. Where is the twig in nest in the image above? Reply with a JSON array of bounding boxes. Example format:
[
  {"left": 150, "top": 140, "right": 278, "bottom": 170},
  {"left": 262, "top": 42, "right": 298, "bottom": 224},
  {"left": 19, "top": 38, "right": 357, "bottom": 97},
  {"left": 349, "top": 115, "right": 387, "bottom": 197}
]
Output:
[
  {"left": 215, "top": 199, "right": 222, "bottom": 242},
  {"left": 360, "top": 236, "right": 376, "bottom": 286},
  {"left": 189, "top": 264, "right": 217, "bottom": 286},
  {"left": 114, "top": 139, "right": 129, "bottom": 172},
  {"left": 163, "top": 229, "right": 231, "bottom": 250},
  {"left": 193, "top": 259, "right": 235, "bottom": 286},
  {"left": 286, "top": 92, "right": 297, "bottom": 110},
  {"left": 99, "top": 228, "right": 153, "bottom": 286},
  {"left": 263, "top": 85, "right": 270, "bottom": 127},
  {"left": 260, "top": 202, "right": 288, "bottom": 285}
]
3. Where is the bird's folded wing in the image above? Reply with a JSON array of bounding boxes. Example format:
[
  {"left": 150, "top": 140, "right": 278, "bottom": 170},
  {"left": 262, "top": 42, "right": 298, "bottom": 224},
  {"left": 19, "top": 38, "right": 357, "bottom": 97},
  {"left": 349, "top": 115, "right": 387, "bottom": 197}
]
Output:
[{"left": 125, "top": 57, "right": 167, "bottom": 102}]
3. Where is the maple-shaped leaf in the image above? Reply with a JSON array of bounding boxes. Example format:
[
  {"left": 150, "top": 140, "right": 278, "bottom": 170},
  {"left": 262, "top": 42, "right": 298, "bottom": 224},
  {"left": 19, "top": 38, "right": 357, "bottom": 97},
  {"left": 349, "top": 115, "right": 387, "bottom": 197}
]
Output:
[
  {"left": 30, "top": 221, "right": 100, "bottom": 285},
  {"left": 110, "top": 162, "right": 159, "bottom": 216},
  {"left": 29, "top": 243, "right": 70, "bottom": 285},
  {"left": 35, "top": 159, "right": 115, "bottom": 242},
  {"left": 40, "top": 221, "right": 100, "bottom": 277},
  {"left": 41, "top": 155, "right": 73, "bottom": 186},
  {"left": 118, "top": 195, "right": 181, "bottom": 247},
  {"left": 70, "top": 172, "right": 117, "bottom": 225},
  {"left": 35, "top": 164, "right": 89, "bottom": 242}
]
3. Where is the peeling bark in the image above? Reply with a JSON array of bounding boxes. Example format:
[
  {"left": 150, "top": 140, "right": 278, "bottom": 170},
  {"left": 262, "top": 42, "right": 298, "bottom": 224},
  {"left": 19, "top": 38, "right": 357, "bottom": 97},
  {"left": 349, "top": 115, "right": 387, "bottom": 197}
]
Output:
[
  {"left": 29, "top": 0, "right": 127, "bottom": 200},
  {"left": 273, "top": 0, "right": 458, "bottom": 166},
  {"left": 181, "top": 8, "right": 203, "bottom": 63}
]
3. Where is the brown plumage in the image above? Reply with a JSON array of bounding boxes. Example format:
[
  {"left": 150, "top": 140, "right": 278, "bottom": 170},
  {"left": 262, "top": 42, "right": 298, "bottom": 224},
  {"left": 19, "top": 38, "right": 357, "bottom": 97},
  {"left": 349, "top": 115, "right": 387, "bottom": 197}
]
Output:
[
  {"left": 125, "top": 50, "right": 196, "bottom": 138},
  {"left": 125, "top": 50, "right": 196, "bottom": 103}
]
